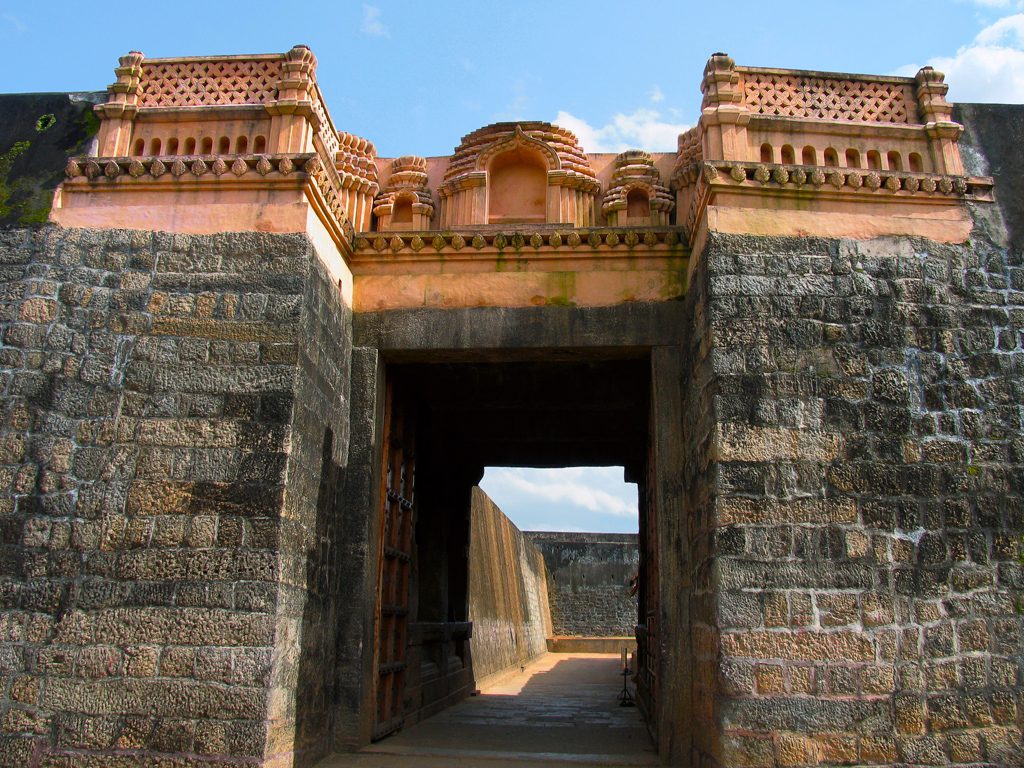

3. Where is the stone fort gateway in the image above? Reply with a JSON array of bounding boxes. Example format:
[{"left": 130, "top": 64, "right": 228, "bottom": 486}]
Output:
[{"left": 0, "top": 43, "right": 1022, "bottom": 768}]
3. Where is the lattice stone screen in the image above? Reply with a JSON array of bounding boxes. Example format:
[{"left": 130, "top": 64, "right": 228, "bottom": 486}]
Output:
[
  {"left": 139, "top": 59, "right": 282, "bottom": 107},
  {"left": 740, "top": 71, "right": 916, "bottom": 124}
]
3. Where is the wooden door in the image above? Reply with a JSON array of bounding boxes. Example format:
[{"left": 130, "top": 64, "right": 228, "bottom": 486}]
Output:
[{"left": 373, "top": 379, "right": 417, "bottom": 740}]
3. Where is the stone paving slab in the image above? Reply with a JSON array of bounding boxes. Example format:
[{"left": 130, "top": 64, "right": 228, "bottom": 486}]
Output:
[{"left": 318, "top": 653, "right": 659, "bottom": 767}]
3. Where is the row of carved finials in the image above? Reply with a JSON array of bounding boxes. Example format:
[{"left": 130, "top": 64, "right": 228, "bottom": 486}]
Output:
[
  {"left": 680, "top": 161, "right": 979, "bottom": 196},
  {"left": 353, "top": 229, "right": 684, "bottom": 254},
  {"left": 68, "top": 152, "right": 980, "bottom": 198},
  {"left": 65, "top": 154, "right": 317, "bottom": 180}
]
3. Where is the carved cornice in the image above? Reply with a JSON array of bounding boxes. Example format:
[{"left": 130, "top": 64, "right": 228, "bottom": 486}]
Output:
[
  {"left": 674, "top": 159, "right": 992, "bottom": 198},
  {"left": 65, "top": 153, "right": 308, "bottom": 182}
]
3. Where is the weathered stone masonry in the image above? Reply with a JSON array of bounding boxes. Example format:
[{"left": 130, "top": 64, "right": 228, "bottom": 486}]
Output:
[
  {"left": 683, "top": 220, "right": 1024, "bottom": 766},
  {"left": 0, "top": 226, "right": 352, "bottom": 767},
  {"left": 468, "top": 489, "right": 552, "bottom": 685}
]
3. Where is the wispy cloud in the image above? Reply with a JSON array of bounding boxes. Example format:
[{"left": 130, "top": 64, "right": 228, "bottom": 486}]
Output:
[
  {"left": 361, "top": 4, "right": 389, "bottom": 37},
  {"left": 1, "top": 13, "right": 26, "bottom": 34},
  {"left": 648, "top": 85, "right": 664, "bottom": 104},
  {"left": 957, "top": 0, "right": 1024, "bottom": 8},
  {"left": 491, "top": 79, "right": 531, "bottom": 122},
  {"left": 896, "top": 13, "right": 1024, "bottom": 102},
  {"left": 526, "top": 522, "right": 587, "bottom": 533},
  {"left": 554, "top": 108, "right": 690, "bottom": 153}
]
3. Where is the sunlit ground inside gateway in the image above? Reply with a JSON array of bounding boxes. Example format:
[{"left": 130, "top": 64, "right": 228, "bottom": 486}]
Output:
[
  {"left": 479, "top": 466, "right": 639, "bottom": 534},
  {"left": 319, "top": 653, "right": 658, "bottom": 767}
]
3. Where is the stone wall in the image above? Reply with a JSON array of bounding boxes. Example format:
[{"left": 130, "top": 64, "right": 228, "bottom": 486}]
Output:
[
  {"left": 266, "top": 240, "right": 352, "bottom": 766},
  {"left": 687, "top": 219, "right": 1024, "bottom": 766},
  {"left": 0, "top": 226, "right": 352, "bottom": 768},
  {"left": 526, "top": 532, "right": 638, "bottom": 637},
  {"left": 468, "top": 488, "right": 551, "bottom": 684}
]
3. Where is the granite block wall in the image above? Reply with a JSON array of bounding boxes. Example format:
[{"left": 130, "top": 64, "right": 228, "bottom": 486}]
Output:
[
  {"left": 0, "top": 226, "right": 352, "bottom": 767},
  {"left": 526, "top": 532, "right": 639, "bottom": 637},
  {"left": 264, "top": 243, "right": 351, "bottom": 767},
  {"left": 468, "top": 488, "right": 551, "bottom": 683},
  {"left": 687, "top": 220, "right": 1024, "bottom": 767}
]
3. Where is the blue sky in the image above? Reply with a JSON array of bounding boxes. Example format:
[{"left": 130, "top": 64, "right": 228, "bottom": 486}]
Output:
[
  {"left": 3, "top": 0, "right": 1023, "bottom": 532},
  {"left": 3, "top": 1, "right": 1023, "bottom": 158}
]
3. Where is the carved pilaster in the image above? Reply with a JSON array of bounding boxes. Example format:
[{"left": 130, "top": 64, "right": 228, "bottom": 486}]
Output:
[
  {"left": 915, "top": 67, "right": 964, "bottom": 175},
  {"left": 267, "top": 44, "right": 319, "bottom": 153},
  {"left": 700, "top": 53, "right": 749, "bottom": 162},
  {"left": 94, "top": 51, "right": 145, "bottom": 156}
]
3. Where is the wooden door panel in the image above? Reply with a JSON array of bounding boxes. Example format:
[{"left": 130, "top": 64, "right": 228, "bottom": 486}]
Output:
[{"left": 373, "top": 381, "right": 416, "bottom": 741}]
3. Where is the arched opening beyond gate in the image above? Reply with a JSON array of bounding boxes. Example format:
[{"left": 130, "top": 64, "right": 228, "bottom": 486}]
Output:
[{"left": 368, "top": 358, "right": 663, "bottom": 759}]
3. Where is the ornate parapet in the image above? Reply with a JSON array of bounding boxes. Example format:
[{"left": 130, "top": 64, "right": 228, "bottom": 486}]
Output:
[
  {"left": 676, "top": 54, "right": 991, "bottom": 246},
  {"left": 48, "top": 46, "right": 996, "bottom": 306},
  {"left": 696, "top": 55, "right": 961, "bottom": 172},
  {"left": 53, "top": 46, "right": 377, "bottom": 279}
]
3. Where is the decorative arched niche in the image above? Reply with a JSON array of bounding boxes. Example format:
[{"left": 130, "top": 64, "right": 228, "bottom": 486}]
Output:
[
  {"left": 602, "top": 150, "right": 674, "bottom": 227},
  {"left": 439, "top": 122, "right": 599, "bottom": 228},
  {"left": 487, "top": 146, "right": 548, "bottom": 224}
]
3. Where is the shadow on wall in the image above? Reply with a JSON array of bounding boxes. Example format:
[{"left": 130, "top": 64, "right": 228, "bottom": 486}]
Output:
[{"left": 293, "top": 429, "right": 341, "bottom": 764}]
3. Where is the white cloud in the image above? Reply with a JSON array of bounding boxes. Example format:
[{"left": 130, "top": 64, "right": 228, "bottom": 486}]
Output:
[
  {"left": 554, "top": 108, "right": 690, "bottom": 153},
  {"left": 482, "top": 467, "right": 637, "bottom": 518},
  {"left": 959, "top": 0, "right": 1022, "bottom": 7},
  {"left": 361, "top": 5, "right": 389, "bottom": 37},
  {"left": 897, "top": 13, "right": 1024, "bottom": 102},
  {"left": 648, "top": 85, "right": 664, "bottom": 104}
]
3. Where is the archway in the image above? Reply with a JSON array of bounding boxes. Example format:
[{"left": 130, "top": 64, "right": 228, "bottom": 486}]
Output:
[{"left": 367, "top": 358, "right": 665, "bottom": 755}]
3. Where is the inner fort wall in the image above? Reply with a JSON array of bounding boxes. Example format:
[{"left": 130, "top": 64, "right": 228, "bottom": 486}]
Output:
[{"left": 525, "top": 532, "right": 639, "bottom": 638}]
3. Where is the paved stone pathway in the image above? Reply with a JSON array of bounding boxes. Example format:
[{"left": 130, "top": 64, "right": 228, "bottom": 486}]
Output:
[{"left": 318, "top": 652, "right": 659, "bottom": 767}]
